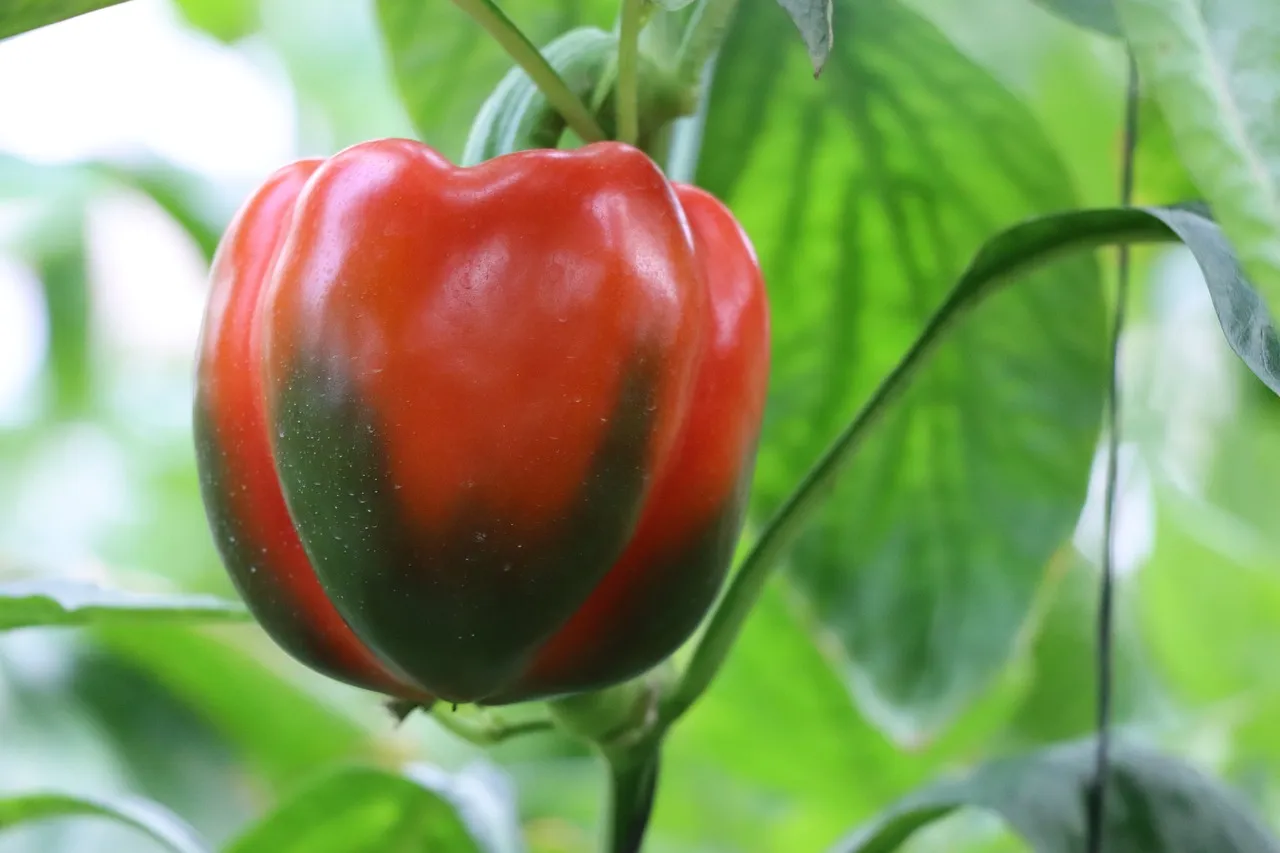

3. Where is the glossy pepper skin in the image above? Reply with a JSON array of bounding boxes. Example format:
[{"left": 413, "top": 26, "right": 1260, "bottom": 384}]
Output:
[{"left": 194, "top": 139, "right": 769, "bottom": 705}]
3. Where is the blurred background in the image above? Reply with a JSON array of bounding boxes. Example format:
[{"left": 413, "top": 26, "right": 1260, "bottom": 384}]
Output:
[{"left": 0, "top": 0, "right": 1275, "bottom": 851}]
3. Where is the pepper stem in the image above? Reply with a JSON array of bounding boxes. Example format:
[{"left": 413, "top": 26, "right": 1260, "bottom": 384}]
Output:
[
  {"left": 616, "top": 0, "right": 646, "bottom": 145},
  {"left": 604, "top": 744, "right": 661, "bottom": 853},
  {"left": 447, "top": 0, "right": 607, "bottom": 144}
]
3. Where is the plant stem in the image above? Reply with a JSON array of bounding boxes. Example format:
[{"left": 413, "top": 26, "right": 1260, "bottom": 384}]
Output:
[
  {"left": 448, "top": 0, "right": 606, "bottom": 144},
  {"left": 1085, "top": 49, "right": 1141, "bottom": 853},
  {"left": 604, "top": 744, "right": 661, "bottom": 853},
  {"left": 429, "top": 704, "right": 554, "bottom": 746},
  {"left": 674, "top": 0, "right": 740, "bottom": 83},
  {"left": 616, "top": 0, "right": 645, "bottom": 145}
]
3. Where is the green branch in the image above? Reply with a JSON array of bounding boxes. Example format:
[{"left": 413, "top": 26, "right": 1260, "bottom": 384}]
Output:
[
  {"left": 429, "top": 704, "right": 554, "bottom": 746},
  {"left": 616, "top": 0, "right": 646, "bottom": 145},
  {"left": 448, "top": 0, "right": 606, "bottom": 144}
]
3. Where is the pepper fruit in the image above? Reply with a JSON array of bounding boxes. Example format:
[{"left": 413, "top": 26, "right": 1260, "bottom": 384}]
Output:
[{"left": 193, "top": 139, "right": 769, "bottom": 705}]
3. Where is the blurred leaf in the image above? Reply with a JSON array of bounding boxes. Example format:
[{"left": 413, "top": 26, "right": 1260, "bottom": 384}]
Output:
[
  {"left": 96, "top": 624, "right": 371, "bottom": 791},
  {"left": 1029, "top": 0, "right": 1121, "bottom": 36},
  {"left": 376, "top": 0, "right": 613, "bottom": 159},
  {"left": 0, "top": 579, "right": 247, "bottom": 630},
  {"left": 0, "top": 791, "right": 209, "bottom": 853},
  {"left": 1, "top": 152, "right": 230, "bottom": 265},
  {"left": 171, "top": 0, "right": 258, "bottom": 42},
  {"left": 25, "top": 211, "right": 93, "bottom": 415},
  {"left": 776, "top": 0, "right": 834, "bottom": 75},
  {"left": 68, "top": 650, "right": 254, "bottom": 846},
  {"left": 1138, "top": 494, "right": 1280, "bottom": 705},
  {"left": 1118, "top": 0, "right": 1280, "bottom": 321},
  {"left": 224, "top": 765, "right": 505, "bottom": 853},
  {"left": 1004, "top": 551, "right": 1163, "bottom": 746},
  {"left": 0, "top": 0, "right": 128, "bottom": 40},
  {"left": 698, "top": 0, "right": 1109, "bottom": 742},
  {"left": 90, "top": 161, "right": 231, "bottom": 264},
  {"left": 656, "top": 583, "right": 1025, "bottom": 853},
  {"left": 830, "top": 739, "right": 1280, "bottom": 852}
]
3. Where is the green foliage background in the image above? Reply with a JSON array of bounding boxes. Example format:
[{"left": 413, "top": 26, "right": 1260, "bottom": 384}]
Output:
[{"left": 2, "top": 0, "right": 1280, "bottom": 851}]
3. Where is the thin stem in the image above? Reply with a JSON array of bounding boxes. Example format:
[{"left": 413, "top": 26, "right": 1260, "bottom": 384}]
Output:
[
  {"left": 429, "top": 704, "right": 554, "bottom": 746},
  {"left": 616, "top": 0, "right": 645, "bottom": 146},
  {"left": 1085, "top": 51, "right": 1141, "bottom": 853},
  {"left": 447, "top": 0, "right": 606, "bottom": 144},
  {"left": 604, "top": 745, "right": 661, "bottom": 853},
  {"left": 674, "top": 0, "right": 741, "bottom": 83}
]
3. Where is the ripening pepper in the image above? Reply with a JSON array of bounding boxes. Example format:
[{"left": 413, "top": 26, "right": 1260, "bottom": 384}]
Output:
[{"left": 193, "top": 139, "right": 769, "bottom": 705}]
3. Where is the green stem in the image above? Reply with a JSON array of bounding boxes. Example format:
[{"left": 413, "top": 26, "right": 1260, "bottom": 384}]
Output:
[
  {"left": 657, "top": 212, "right": 1182, "bottom": 727},
  {"left": 674, "top": 0, "right": 741, "bottom": 83},
  {"left": 604, "top": 743, "right": 661, "bottom": 853},
  {"left": 616, "top": 0, "right": 645, "bottom": 145},
  {"left": 448, "top": 0, "right": 606, "bottom": 144},
  {"left": 429, "top": 704, "right": 554, "bottom": 746}
]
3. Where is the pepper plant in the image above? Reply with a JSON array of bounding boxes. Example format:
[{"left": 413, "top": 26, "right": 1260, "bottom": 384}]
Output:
[{"left": 3, "top": 0, "right": 1280, "bottom": 852}]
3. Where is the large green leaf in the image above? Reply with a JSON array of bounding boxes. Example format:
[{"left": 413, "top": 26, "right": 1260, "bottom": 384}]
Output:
[
  {"left": 0, "top": 579, "right": 246, "bottom": 630},
  {"left": 831, "top": 739, "right": 1280, "bottom": 852},
  {"left": 0, "top": 0, "right": 128, "bottom": 40},
  {"left": 225, "top": 764, "right": 517, "bottom": 853},
  {"left": 376, "top": 0, "right": 613, "bottom": 159},
  {"left": 0, "top": 791, "right": 209, "bottom": 853},
  {"left": 697, "top": 0, "right": 1109, "bottom": 742},
  {"left": 1117, "top": 0, "right": 1280, "bottom": 323}
]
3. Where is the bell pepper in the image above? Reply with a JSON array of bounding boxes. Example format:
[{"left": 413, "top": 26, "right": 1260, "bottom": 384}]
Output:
[{"left": 193, "top": 139, "right": 769, "bottom": 705}]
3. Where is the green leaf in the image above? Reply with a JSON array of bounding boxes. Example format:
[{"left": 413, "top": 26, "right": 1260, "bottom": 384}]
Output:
[
  {"left": 225, "top": 765, "right": 516, "bottom": 853},
  {"left": 1117, "top": 0, "right": 1280, "bottom": 327},
  {"left": 776, "top": 0, "right": 833, "bottom": 75},
  {"left": 663, "top": 198, "right": 1272, "bottom": 745},
  {"left": 96, "top": 624, "right": 369, "bottom": 790},
  {"left": 0, "top": 579, "right": 247, "bottom": 630},
  {"left": 0, "top": 0, "right": 128, "bottom": 40},
  {"left": 0, "top": 791, "right": 210, "bottom": 853},
  {"left": 376, "top": 0, "right": 613, "bottom": 159},
  {"left": 696, "top": 0, "right": 1110, "bottom": 743},
  {"left": 1029, "top": 0, "right": 1121, "bottom": 36},
  {"left": 831, "top": 739, "right": 1280, "bottom": 853},
  {"left": 1145, "top": 205, "right": 1280, "bottom": 396}
]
